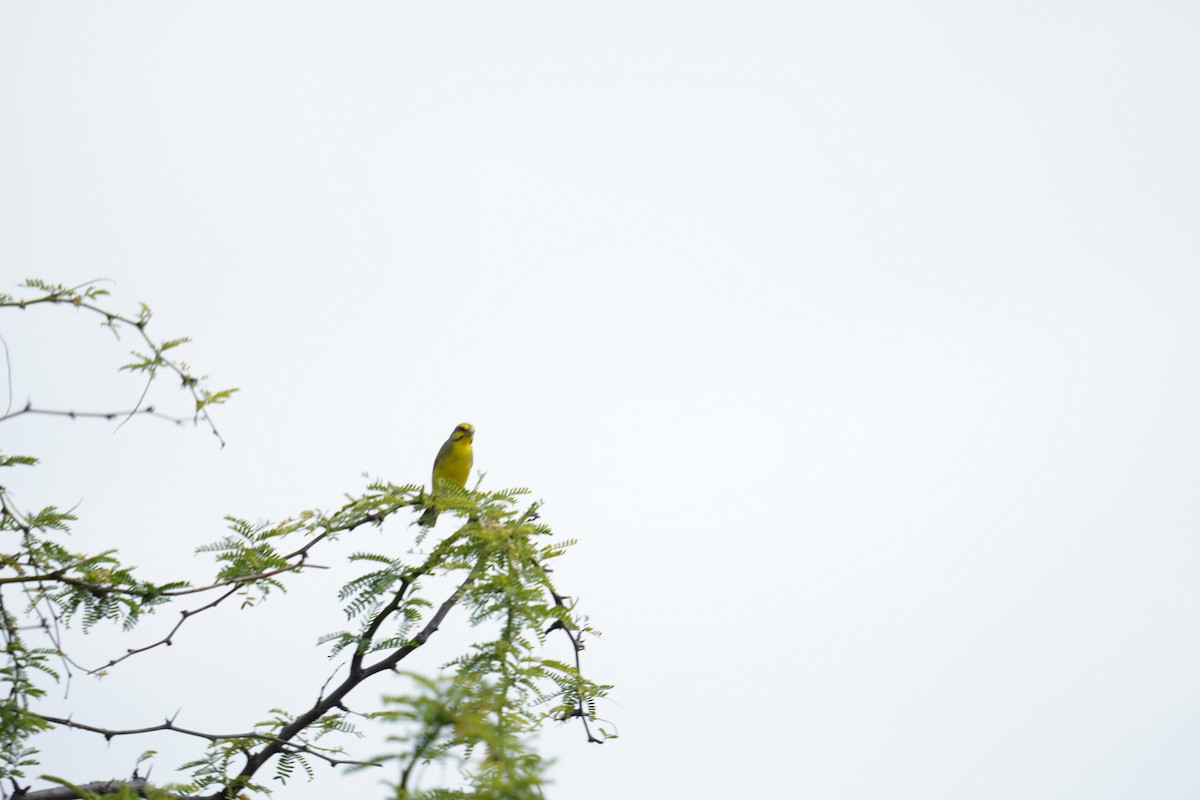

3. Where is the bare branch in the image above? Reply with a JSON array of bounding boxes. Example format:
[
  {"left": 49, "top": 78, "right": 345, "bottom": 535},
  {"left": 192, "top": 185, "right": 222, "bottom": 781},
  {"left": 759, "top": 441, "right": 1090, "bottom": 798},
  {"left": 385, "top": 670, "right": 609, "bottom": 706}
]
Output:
[
  {"left": 539, "top": 561, "right": 606, "bottom": 745},
  {"left": 35, "top": 715, "right": 379, "bottom": 769},
  {"left": 0, "top": 403, "right": 189, "bottom": 427}
]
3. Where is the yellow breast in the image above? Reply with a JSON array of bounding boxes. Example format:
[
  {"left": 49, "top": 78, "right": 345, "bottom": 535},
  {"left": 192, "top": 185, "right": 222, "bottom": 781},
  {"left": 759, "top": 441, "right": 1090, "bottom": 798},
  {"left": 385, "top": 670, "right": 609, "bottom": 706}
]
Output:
[{"left": 433, "top": 436, "right": 473, "bottom": 489}]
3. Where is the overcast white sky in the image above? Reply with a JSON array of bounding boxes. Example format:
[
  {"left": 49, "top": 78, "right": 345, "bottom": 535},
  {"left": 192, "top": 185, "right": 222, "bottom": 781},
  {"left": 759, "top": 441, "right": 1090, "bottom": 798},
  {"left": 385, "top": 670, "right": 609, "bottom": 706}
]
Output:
[{"left": 3, "top": 2, "right": 1200, "bottom": 798}]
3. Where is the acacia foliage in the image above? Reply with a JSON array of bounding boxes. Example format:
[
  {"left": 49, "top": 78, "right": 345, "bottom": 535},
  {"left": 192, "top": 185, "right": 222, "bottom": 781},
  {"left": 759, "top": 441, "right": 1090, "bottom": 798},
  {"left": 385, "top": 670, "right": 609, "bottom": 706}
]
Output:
[{"left": 0, "top": 280, "right": 609, "bottom": 800}]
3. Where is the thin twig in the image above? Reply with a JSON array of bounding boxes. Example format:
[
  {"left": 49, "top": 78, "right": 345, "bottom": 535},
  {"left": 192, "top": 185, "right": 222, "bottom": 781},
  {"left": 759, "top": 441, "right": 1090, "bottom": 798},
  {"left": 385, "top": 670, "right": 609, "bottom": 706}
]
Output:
[
  {"left": 539, "top": 562, "right": 605, "bottom": 745},
  {"left": 36, "top": 714, "right": 379, "bottom": 769},
  {"left": 87, "top": 586, "right": 240, "bottom": 673},
  {"left": 0, "top": 403, "right": 188, "bottom": 426}
]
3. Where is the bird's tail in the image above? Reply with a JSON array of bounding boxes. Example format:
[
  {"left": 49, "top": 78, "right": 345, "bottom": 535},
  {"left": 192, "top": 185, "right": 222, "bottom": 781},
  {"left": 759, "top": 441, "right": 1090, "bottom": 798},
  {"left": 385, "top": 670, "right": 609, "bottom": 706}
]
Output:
[{"left": 418, "top": 506, "right": 438, "bottom": 527}]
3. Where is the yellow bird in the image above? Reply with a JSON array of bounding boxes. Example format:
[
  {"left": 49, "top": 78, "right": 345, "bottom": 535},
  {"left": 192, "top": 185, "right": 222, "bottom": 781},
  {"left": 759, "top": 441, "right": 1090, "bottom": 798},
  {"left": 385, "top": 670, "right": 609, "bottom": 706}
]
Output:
[{"left": 418, "top": 422, "right": 475, "bottom": 527}]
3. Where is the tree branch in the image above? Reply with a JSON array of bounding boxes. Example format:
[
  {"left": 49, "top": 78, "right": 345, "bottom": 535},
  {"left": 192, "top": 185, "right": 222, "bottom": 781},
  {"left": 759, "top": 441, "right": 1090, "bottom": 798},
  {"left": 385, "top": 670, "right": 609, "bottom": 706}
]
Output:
[
  {"left": 85, "top": 586, "right": 240, "bottom": 673},
  {"left": 11, "top": 777, "right": 194, "bottom": 800},
  {"left": 35, "top": 715, "right": 378, "bottom": 769},
  {"left": 3, "top": 496, "right": 404, "bottom": 675},
  {"left": 0, "top": 403, "right": 188, "bottom": 427},
  {"left": 540, "top": 562, "right": 606, "bottom": 745},
  {"left": 1, "top": 282, "right": 230, "bottom": 447},
  {"left": 348, "top": 531, "right": 466, "bottom": 677},
  {"left": 214, "top": 557, "right": 489, "bottom": 799}
]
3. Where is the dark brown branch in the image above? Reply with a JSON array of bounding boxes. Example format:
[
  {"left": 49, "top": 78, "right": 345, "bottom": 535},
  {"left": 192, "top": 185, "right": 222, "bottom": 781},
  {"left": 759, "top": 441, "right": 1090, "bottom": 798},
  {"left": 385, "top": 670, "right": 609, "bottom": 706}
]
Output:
[
  {"left": 348, "top": 530, "right": 465, "bottom": 676},
  {"left": 348, "top": 576, "right": 412, "bottom": 676},
  {"left": 213, "top": 558, "right": 488, "bottom": 799}
]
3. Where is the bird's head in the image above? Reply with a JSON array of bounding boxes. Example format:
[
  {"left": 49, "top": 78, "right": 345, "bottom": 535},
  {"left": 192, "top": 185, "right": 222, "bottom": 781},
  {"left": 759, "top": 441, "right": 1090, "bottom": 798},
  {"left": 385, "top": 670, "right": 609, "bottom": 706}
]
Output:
[{"left": 451, "top": 422, "right": 475, "bottom": 442}]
